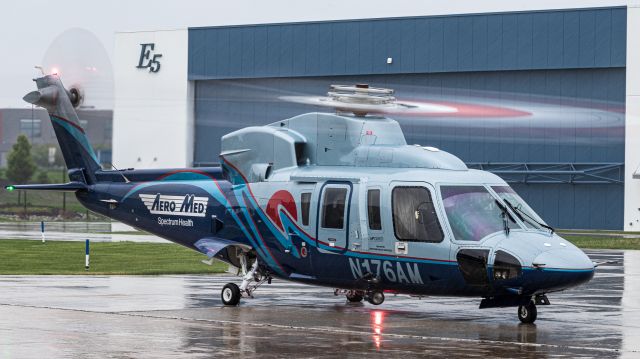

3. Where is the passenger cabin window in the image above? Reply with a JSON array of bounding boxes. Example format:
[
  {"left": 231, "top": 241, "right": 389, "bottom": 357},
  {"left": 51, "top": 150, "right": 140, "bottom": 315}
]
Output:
[
  {"left": 301, "top": 192, "right": 311, "bottom": 226},
  {"left": 367, "top": 189, "right": 382, "bottom": 230},
  {"left": 321, "top": 188, "right": 347, "bottom": 229},
  {"left": 392, "top": 187, "right": 443, "bottom": 242}
]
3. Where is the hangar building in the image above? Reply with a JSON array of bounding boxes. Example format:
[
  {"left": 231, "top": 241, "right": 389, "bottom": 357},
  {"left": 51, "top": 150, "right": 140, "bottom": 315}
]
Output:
[
  {"left": 112, "top": 2, "right": 640, "bottom": 230},
  {"left": 0, "top": 108, "right": 112, "bottom": 168}
]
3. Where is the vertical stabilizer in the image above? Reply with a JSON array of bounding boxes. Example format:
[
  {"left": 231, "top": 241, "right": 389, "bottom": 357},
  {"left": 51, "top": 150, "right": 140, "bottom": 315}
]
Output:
[{"left": 23, "top": 74, "right": 100, "bottom": 184}]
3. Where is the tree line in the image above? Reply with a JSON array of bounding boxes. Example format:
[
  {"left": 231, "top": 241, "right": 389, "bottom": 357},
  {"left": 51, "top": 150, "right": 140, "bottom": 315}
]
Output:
[{"left": 5, "top": 134, "right": 54, "bottom": 184}]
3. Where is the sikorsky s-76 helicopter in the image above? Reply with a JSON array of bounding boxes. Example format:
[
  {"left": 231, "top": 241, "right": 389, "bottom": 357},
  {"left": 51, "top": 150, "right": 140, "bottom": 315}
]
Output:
[{"left": 8, "top": 75, "right": 596, "bottom": 324}]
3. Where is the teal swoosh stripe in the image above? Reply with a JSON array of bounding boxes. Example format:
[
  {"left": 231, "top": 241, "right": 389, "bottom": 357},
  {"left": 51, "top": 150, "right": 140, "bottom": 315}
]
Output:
[
  {"left": 50, "top": 116, "right": 99, "bottom": 163},
  {"left": 120, "top": 174, "right": 274, "bottom": 265}
]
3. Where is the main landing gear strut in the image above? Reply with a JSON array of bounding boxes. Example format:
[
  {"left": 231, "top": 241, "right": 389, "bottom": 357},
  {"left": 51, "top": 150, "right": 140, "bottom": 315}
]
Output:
[
  {"left": 334, "top": 272, "right": 386, "bottom": 305},
  {"left": 334, "top": 289, "right": 385, "bottom": 305},
  {"left": 221, "top": 256, "right": 271, "bottom": 306}
]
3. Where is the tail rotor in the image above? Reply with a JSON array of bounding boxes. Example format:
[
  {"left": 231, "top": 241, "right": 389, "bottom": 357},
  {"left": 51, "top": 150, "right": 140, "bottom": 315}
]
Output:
[{"left": 23, "top": 74, "right": 101, "bottom": 184}]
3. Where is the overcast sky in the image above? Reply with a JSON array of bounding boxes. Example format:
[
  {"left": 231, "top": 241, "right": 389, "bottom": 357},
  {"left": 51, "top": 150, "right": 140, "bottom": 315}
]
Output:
[{"left": 0, "top": 0, "right": 626, "bottom": 108}]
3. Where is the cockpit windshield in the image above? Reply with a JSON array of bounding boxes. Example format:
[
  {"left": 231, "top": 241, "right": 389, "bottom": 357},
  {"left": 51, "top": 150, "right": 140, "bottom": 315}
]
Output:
[
  {"left": 440, "top": 185, "right": 519, "bottom": 241},
  {"left": 491, "top": 186, "right": 548, "bottom": 230}
]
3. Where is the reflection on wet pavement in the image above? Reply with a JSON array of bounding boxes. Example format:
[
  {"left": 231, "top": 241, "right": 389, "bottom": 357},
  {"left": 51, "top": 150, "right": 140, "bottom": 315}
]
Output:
[
  {"left": 0, "top": 221, "right": 165, "bottom": 243},
  {"left": 1, "top": 250, "right": 639, "bottom": 358}
]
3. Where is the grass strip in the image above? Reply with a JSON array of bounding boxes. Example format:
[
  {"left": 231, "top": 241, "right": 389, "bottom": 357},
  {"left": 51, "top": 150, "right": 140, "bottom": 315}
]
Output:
[
  {"left": 1, "top": 235, "right": 638, "bottom": 276},
  {"left": 563, "top": 236, "right": 640, "bottom": 250},
  {"left": 0, "top": 239, "right": 226, "bottom": 275}
]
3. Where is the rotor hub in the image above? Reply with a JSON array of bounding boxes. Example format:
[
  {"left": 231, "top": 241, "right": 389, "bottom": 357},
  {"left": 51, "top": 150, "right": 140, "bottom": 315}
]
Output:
[{"left": 327, "top": 84, "right": 396, "bottom": 116}]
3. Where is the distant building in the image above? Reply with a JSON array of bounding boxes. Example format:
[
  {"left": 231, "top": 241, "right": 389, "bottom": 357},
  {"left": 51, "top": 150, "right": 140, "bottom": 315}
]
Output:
[
  {"left": 0, "top": 108, "right": 112, "bottom": 167},
  {"left": 111, "top": 3, "right": 640, "bottom": 230}
]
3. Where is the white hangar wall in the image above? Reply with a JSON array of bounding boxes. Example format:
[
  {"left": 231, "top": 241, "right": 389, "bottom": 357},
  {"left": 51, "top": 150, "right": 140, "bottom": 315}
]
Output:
[{"left": 112, "top": 29, "right": 193, "bottom": 169}]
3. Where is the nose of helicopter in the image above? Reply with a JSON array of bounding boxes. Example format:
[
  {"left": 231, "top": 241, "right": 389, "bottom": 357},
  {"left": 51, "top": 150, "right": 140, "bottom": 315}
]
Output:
[{"left": 530, "top": 247, "right": 595, "bottom": 290}]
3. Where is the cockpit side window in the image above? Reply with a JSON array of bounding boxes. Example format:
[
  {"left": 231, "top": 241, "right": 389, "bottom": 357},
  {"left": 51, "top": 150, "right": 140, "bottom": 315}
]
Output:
[
  {"left": 367, "top": 189, "right": 382, "bottom": 231},
  {"left": 392, "top": 186, "right": 443, "bottom": 243},
  {"left": 441, "top": 185, "right": 518, "bottom": 241}
]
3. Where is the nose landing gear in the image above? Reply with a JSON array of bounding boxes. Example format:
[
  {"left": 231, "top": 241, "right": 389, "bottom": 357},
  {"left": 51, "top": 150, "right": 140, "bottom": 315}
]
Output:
[
  {"left": 481, "top": 294, "right": 549, "bottom": 323},
  {"left": 517, "top": 301, "right": 537, "bottom": 323},
  {"left": 517, "top": 294, "right": 550, "bottom": 323}
]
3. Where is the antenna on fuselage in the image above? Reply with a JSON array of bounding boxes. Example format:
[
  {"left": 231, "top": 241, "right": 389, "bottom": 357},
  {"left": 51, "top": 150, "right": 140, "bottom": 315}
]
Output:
[{"left": 111, "top": 164, "right": 131, "bottom": 183}]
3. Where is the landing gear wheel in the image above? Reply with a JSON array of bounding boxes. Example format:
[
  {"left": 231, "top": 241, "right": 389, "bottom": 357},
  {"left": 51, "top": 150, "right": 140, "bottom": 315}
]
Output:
[
  {"left": 367, "top": 291, "right": 385, "bottom": 305},
  {"left": 221, "top": 283, "right": 241, "bottom": 306},
  {"left": 346, "top": 291, "right": 364, "bottom": 302},
  {"left": 518, "top": 302, "right": 537, "bottom": 324}
]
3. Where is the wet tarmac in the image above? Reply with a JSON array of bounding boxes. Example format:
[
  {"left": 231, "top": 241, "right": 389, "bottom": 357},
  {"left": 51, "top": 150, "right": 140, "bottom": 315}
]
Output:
[
  {"left": 0, "top": 221, "right": 165, "bottom": 243},
  {"left": 1, "top": 249, "right": 639, "bottom": 358}
]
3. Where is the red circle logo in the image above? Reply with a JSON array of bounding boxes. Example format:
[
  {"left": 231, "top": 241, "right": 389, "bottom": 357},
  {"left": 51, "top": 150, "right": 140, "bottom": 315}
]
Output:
[{"left": 300, "top": 246, "right": 308, "bottom": 258}]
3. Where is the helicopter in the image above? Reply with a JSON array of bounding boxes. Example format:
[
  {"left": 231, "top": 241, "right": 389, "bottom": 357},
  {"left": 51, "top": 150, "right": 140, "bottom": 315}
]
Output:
[{"left": 8, "top": 75, "right": 597, "bottom": 324}]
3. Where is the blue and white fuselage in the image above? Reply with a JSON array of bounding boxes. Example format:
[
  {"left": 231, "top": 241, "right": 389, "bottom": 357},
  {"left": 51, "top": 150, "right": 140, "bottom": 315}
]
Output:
[
  {"left": 79, "top": 162, "right": 594, "bottom": 299},
  {"left": 13, "top": 76, "right": 595, "bottom": 322}
]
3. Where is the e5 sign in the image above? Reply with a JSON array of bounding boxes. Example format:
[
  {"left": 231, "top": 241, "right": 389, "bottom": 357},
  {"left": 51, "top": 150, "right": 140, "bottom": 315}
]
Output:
[{"left": 136, "top": 43, "right": 162, "bottom": 73}]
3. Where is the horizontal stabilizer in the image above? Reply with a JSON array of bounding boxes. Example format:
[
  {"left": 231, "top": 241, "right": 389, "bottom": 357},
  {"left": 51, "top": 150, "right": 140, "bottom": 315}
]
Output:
[
  {"left": 194, "top": 237, "right": 250, "bottom": 259},
  {"left": 194, "top": 237, "right": 252, "bottom": 270},
  {"left": 5, "top": 182, "right": 88, "bottom": 192}
]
